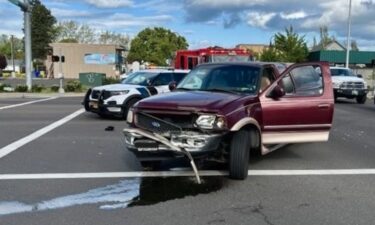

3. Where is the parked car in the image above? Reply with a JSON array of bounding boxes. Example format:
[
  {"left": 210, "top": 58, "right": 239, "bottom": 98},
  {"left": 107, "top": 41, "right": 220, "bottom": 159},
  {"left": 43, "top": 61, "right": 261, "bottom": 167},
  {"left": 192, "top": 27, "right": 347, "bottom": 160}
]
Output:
[
  {"left": 330, "top": 67, "right": 368, "bottom": 104},
  {"left": 124, "top": 62, "right": 334, "bottom": 182},
  {"left": 83, "top": 69, "right": 189, "bottom": 119}
]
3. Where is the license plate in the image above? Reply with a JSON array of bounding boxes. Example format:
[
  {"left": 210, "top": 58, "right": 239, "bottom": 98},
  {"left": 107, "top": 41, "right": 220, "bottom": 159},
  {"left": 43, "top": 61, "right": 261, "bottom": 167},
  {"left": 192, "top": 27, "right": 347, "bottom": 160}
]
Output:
[
  {"left": 89, "top": 102, "right": 98, "bottom": 109},
  {"left": 352, "top": 90, "right": 358, "bottom": 95}
]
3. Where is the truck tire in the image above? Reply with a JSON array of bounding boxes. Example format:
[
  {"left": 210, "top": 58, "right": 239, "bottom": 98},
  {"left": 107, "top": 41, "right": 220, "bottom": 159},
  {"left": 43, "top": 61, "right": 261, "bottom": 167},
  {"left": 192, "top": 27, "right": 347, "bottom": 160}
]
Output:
[
  {"left": 122, "top": 97, "right": 141, "bottom": 119},
  {"left": 356, "top": 95, "right": 367, "bottom": 104},
  {"left": 229, "top": 129, "right": 251, "bottom": 180},
  {"left": 83, "top": 89, "right": 92, "bottom": 111}
]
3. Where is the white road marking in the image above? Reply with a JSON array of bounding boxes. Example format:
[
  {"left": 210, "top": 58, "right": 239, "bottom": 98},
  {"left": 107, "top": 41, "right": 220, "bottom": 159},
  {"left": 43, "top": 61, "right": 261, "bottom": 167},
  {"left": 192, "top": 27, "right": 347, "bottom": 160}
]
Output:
[
  {"left": 0, "top": 108, "right": 85, "bottom": 159},
  {"left": 1, "top": 169, "right": 375, "bottom": 180},
  {"left": 0, "top": 97, "right": 58, "bottom": 110}
]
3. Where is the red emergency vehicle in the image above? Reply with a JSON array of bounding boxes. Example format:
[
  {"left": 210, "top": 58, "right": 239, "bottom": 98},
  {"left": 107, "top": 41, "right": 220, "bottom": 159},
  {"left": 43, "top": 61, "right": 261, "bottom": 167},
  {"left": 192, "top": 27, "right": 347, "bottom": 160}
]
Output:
[{"left": 173, "top": 47, "right": 252, "bottom": 70}]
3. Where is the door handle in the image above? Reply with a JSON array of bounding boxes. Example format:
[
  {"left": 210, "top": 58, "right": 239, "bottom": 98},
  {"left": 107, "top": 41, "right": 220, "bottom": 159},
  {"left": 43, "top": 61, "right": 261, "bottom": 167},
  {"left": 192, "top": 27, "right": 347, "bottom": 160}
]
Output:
[{"left": 318, "top": 103, "right": 330, "bottom": 109}]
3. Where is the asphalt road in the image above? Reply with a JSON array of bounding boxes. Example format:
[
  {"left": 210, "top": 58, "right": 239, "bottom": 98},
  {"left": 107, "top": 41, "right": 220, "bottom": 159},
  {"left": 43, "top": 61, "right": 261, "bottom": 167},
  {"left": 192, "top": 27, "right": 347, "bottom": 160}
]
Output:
[{"left": 0, "top": 96, "right": 374, "bottom": 225}]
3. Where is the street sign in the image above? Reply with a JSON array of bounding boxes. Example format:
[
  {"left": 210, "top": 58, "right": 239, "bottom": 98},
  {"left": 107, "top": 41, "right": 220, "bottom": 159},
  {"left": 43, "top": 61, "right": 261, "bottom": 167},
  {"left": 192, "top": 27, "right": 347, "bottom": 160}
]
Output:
[{"left": 7, "top": 0, "right": 29, "bottom": 11}]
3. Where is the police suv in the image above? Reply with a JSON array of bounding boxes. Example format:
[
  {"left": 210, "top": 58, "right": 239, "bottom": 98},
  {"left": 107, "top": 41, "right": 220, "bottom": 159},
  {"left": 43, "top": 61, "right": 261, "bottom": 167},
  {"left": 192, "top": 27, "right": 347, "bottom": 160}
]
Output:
[{"left": 83, "top": 69, "right": 189, "bottom": 118}]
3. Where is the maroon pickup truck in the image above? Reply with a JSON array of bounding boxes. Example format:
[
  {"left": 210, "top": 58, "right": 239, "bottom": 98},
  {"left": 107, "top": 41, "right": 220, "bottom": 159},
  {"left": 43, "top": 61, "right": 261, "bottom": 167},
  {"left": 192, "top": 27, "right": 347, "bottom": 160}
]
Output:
[{"left": 124, "top": 62, "right": 334, "bottom": 183}]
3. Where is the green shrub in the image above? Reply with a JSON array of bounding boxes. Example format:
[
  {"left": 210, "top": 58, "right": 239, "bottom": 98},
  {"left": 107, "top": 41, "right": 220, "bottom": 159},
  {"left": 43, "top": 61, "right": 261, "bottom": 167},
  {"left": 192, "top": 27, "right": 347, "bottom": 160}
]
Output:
[
  {"left": 31, "top": 84, "right": 44, "bottom": 93},
  {"left": 65, "top": 80, "right": 82, "bottom": 92},
  {"left": 0, "top": 83, "right": 11, "bottom": 92},
  {"left": 50, "top": 85, "right": 59, "bottom": 92},
  {"left": 103, "top": 77, "right": 120, "bottom": 85},
  {"left": 15, "top": 85, "right": 28, "bottom": 92}
]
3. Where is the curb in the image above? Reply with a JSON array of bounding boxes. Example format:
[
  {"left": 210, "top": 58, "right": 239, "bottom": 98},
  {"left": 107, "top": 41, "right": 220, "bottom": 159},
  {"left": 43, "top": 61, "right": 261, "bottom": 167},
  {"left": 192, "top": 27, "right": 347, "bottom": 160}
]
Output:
[{"left": 0, "top": 93, "right": 85, "bottom": 99}]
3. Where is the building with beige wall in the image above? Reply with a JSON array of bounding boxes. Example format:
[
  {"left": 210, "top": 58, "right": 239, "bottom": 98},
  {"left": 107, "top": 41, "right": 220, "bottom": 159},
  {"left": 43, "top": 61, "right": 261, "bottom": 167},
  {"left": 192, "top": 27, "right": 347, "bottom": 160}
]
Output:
[
  {"left": 48, "top": 43, "right": 126, "bottom": 79},
  {"left": 236, "top": 44, "right": 268, "bottom": 57}
]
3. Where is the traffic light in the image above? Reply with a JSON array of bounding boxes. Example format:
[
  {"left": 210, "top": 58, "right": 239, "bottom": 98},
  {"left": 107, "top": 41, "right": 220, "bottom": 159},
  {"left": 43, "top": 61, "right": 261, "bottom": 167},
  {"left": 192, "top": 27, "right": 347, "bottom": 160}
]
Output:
[
  {"left": 51, "top": 55, "right": 65, "bottom": 63},
  {"left": 52, "top": 55, "right": 59, "bottom": 62}
]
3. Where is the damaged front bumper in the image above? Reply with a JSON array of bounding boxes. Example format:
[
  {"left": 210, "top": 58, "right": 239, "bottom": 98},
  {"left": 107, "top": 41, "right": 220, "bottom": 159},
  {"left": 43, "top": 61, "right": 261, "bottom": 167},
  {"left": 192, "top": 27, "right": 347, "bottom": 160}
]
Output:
[{"left": 123, "top": 128, "right": 224, "bottom": 184}]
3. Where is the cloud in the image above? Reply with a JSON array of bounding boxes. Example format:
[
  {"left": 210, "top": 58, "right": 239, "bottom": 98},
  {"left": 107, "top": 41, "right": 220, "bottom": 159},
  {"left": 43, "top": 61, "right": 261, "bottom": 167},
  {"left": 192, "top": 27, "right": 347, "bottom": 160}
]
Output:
[
  {"left": 280, "top": 11, "right": 308, "bottom": 20},
  {"left": 88, "top": 13, "right": 173, "bottom": 31},
  {"left": 84, "top": 0, "right": 133, "bottom": 8},
  {"left": 246, "top": 12, "right": 276, "bottom": 28}
]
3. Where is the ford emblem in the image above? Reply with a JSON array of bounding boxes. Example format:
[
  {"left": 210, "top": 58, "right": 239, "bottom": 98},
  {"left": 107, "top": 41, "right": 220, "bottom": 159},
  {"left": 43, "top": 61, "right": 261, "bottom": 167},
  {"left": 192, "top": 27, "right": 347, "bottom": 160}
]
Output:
[{"left": 151, "top": 121, "right": 161, "bottom": 128}]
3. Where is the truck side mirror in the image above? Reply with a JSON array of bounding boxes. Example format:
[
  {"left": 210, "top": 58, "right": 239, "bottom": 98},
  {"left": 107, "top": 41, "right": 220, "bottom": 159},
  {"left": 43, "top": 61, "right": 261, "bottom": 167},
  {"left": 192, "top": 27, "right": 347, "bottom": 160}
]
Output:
[
  {"left": 169, "top": 81, "right": 177, "bottom": 91},
  {"left": 270, "top": 85, "right": 285, "bottom": 99},
  {"left": 357, "top": 74, "right": 363, "bottom": 78}
]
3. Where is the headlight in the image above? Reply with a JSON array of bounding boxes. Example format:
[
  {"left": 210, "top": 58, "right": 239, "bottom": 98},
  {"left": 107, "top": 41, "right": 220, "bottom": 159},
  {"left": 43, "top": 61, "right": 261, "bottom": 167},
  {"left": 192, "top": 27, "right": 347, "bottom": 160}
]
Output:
[
  {"left": 110, "top": 90, "right": 129, "bottom": 96},
  {"left": 332, "top": 82, "right": 342, "bottom": 89},
  {"left": 127, "top": 109, "right": 134, "bottom": 124},
  {"left": 196, "top": 115, "right": 226, "bottom": 129}
]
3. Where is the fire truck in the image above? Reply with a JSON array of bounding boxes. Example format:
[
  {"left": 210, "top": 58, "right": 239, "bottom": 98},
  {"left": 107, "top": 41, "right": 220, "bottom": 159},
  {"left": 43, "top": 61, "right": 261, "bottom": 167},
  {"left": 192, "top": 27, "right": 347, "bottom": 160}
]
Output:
[{"left": 173, "top": 47, "right": 253, "bottom": 70}]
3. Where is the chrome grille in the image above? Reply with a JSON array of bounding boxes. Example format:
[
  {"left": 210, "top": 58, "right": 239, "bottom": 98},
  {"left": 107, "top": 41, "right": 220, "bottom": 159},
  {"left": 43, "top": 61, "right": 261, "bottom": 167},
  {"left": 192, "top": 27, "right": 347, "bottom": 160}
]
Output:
[
  {"left": 91, "top": 90, "right": 112, "bottom": 100},
  {"left": 135, "top": 112, "right": 182, "bottom": 133},
  {"left": 341, "top": 82, "right": 365, "bottom": 89}
]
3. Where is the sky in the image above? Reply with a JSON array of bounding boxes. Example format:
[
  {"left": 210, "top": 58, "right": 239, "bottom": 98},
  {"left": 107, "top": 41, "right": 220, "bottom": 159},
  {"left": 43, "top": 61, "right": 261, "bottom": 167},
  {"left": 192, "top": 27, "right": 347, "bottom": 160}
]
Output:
[{"left": 0, "top": 0, "right": 375, "bottom": 50}]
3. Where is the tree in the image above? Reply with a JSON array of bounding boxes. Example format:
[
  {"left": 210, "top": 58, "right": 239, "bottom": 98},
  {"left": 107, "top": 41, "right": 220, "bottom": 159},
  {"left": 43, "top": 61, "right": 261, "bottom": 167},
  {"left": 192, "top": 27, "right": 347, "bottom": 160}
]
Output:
[
  {"left": 0, "top": 54, "right": 7, "bottom": 77},
  {"left": 273, "top": 26, "right": 309, "bottom": 62},
  {"left": 30, "top": 0, "right": 58, "bottom": 59},
  {"left": 319, "top": 26, "right": 334, "bottom": 50},
  {"left": 127, "top": 27, "right": 188, "bottom": 66},
  {"left": 98, "top": 31, "right": 130, "bottom": 46},
  {"left": 351, "top": 40, "right": 359, "bottom": 51},
  {"left": 0, "top": 35, "right": 24, "bottom": 60},
  {"left": 260, "top": 42, "right": 280, "bottom": 62},
  {"left": 55, "top": 21, "right": 96, "bottom": 44}
]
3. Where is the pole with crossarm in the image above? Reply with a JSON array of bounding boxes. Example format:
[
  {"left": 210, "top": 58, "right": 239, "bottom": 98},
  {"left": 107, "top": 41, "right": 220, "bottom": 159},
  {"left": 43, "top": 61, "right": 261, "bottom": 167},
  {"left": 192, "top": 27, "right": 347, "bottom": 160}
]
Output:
[{"left": 7, "top": 0, "right": 32, "bottom": 91}]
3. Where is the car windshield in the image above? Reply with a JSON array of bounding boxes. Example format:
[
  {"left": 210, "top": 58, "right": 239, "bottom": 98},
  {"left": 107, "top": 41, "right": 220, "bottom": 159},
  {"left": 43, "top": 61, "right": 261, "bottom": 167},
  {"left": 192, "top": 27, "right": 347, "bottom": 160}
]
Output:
[
  {"left": 122, "top": 72, "right": 159, "bottom": 85},
  {"left": 330, "top": 69, "right": 356, "bottom": 77},
  {"left": 177, "top": 65, "right": 260, "bottom": 94}
]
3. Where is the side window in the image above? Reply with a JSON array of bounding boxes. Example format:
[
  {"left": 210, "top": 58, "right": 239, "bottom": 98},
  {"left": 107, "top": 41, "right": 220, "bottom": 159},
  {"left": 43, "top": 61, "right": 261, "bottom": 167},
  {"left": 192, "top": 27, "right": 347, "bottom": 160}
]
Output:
[
  {"left": 291, "top": 66, "right": 323, "bottom": 96},
  {"left": 280, "top": 75, "right": 294, "bottom": 94},
  {"left": 279, "top": 65, "right": 323, "bottom": 96},
  {"left": 153, "top": 73, "right": 173, "bottom": 86},
  {"left": 173, "top": 73, "right": 187, "bottom": 84},
  {"left": 260, "top": 67, "right": 276, "bottom": 92}
]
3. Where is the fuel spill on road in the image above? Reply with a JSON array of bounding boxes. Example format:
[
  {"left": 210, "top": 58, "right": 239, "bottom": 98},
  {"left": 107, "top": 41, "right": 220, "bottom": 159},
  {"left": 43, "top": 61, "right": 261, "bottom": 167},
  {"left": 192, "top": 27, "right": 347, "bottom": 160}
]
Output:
[{"left": 0, "top": 176, "right": 225, "bottom": 217}]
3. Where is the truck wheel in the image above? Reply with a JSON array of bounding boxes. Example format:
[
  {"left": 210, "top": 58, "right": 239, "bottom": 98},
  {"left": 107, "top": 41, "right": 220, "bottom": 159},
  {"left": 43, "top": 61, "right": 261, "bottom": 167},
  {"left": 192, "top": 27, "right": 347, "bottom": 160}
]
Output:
[
  {"left": 356, "top": 95, "right": 367, "bottom": 104},
  {"left": 122, "top": 98, "right": 141, "bottom": 119},
  {"left": 83, "top": 89, "right": 92, "bottom": 111},
  {"left": 229, "top": 129, "right": 251, "bottom": 180}
]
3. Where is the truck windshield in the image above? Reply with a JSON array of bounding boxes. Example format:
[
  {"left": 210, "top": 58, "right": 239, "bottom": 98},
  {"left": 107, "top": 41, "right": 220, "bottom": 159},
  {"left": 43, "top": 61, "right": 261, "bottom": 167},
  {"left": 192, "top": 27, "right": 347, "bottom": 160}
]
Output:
[
  {"left": 122, "top": 72, "right": 158, "bottom": 86},
  {"left": 330, "top": 69, "right": 356, "bottom": 77},
  {"left": 177, "top": 65, "right": 260, "bottom": 94}
]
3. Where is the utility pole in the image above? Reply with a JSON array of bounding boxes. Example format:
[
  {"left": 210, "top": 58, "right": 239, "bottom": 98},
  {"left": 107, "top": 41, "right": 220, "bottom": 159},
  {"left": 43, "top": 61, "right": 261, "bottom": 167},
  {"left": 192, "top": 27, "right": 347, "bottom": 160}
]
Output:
[
  {"left": 58, "top": 48, "right": 65, "bottom": 94},
  {"left": 10, "top": 35, "right": 15, "bottom": 78},
  {"left": 345, "top": 0, "right": 352, "bottom": 68},
  {"left": 7, "top": 0, "right": 32, "bottom": 91}
]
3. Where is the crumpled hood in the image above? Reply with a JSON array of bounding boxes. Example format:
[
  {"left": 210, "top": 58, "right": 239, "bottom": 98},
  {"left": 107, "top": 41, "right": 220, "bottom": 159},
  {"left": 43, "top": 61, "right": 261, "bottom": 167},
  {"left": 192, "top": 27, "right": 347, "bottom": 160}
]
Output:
[
  {"left": 331, "top": 76, "right": 365, "bottom": 83},
  {"left": 92, "top": 84, "right": 141, "bottom": 91},
  {"left": 136, "top": 91, "right": 249, "bottom": 113}
]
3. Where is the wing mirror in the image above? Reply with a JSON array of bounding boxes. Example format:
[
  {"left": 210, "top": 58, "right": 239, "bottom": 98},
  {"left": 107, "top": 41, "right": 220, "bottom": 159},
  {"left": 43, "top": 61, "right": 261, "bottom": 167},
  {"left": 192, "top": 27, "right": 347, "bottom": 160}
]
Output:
[
  {"left": 357, "top": 74, "right": 363, "bottom": 78},
  {"left": 270, "top": 85, "right": 285, "bottom": 99},
  {"left": 168, "top": 81, "right": 177, "bottom": 91}
]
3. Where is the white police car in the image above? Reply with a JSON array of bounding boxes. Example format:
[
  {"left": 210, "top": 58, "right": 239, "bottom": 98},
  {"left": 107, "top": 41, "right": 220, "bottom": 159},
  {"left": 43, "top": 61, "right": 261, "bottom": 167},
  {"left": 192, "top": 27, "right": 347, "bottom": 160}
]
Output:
[{"left": 83, "top": 69, "right": 189, "bottom": 118}]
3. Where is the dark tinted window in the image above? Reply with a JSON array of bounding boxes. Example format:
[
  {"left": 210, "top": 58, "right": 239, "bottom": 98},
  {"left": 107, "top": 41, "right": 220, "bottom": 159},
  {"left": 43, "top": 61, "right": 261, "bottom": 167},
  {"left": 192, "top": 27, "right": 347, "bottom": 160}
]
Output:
[
  {"left": 153, "top": 73, "right": 173, "bottom": 86},
  {"left": 280, "top": 75, "right": 294, "bottom": 94},
  {"left": 178, "top": 65, "right": 260, "bottom": 94},
  {"left": 290, "top": 66, "right": 323, "bottom": 96},
  {"left": 330, "top": 68, "right": 355, "bottom": 77},
  {"left": 173, "top": 73, "right": 187, "bottom": 84}
]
